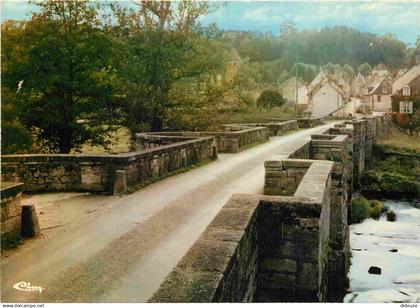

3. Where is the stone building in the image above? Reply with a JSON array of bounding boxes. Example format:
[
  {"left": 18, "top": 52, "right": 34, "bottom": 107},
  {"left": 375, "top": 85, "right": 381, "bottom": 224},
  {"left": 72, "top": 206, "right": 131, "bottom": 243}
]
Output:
[
  {"left": 391, "top": 63, "right": 420, "bottom": 115},
  {"left": 278, "top": 77, "right": 307, "bottom": 104},
  {"left": 364, "top": 77, "right": 393, "bottom": 112},
  {"left": 307, "top": 77, "right": 347, "bottom": 118},
  {"left": 351, "top": 73, "right": 365, "bottom": 97}
]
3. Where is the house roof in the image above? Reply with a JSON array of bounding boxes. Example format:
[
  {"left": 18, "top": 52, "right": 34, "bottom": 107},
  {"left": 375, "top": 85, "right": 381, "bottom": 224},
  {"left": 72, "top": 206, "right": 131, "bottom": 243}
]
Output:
[
  {"left": 309, "top": 76, "right": 346, "bottom": 97},
  {"left": 392, "top": 64, "right": 420, "bottom": 95},
  {"left": 354, "top": 73, "right": 365, "bottom": 83},
  {"left": 308, "top": 71, "right": 326, "bottom": 92},
  {"left": 365, "top": 77, "right": 389, "bottom": 95},
  {"left": 279, "top": 77, "right": 305, "bottom": 90}
]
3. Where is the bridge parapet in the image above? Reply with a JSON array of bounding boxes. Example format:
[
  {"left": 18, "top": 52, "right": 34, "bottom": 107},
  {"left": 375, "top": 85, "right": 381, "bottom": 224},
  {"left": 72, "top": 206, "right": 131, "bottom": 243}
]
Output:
[
  {"left": 136, "top": 125, "right": 269, "bottom": 153},
  {"left": 150, "top": 159, "right": 333, "bottom": 303},
  {"left": 150, "top": 113, "right": 391, "bottom": 303},
  {"left": 1, "top": 136, "right": 216, "bottom": 194}
]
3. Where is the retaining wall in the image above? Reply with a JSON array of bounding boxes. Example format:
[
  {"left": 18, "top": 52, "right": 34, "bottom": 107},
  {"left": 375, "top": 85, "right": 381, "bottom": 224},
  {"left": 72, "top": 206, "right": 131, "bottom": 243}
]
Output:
[
  {"left": 1, "top": 182, "right": 24, "bottom": 241},
  {"left": 266, "top": 118, "right": 324, "bottom": 129},
  {"left": 1, "top": 137, "right": 216, "bottom": 194},
  {"left": 150, "top": 113, "right": 391, "bottom": 303},
  {"left": 223, "top": 120, "right": 298, "bottom": 136},
  {"left": 151, "top": 159, "right": 333, "bottom": 302},
  {"left": 136, "top": 126, "right": 270, "bottom": 153}
]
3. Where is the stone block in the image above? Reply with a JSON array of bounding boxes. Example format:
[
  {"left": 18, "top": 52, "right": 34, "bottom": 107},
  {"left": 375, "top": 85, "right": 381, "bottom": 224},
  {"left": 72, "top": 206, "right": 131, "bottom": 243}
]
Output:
[
  {"left": 258, "top": 273, "right": 296, "bottom": 289},
  {"left": 113, "top": 170, "right": 127, "bottom": 196},
  {"left": 297, "top": 262, "right": 318, "bottom": 291},
  {"left": 260, "top": 258, "right": 297, "bottom": 274},
  {"left": 178, "top": 239, "right": 238, "bottom": 273},
  {"left": 149, "top": 269, "right": 223, "bottom": 303},
  {"left": 21, "top": 204, "right": 40, "bottom": 238}
]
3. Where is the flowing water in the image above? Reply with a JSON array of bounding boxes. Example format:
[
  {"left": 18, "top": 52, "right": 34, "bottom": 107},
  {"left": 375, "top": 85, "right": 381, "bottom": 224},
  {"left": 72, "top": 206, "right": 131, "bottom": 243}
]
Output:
[{"left": 344, "top": 200, "right": 420, "bottom": 303}]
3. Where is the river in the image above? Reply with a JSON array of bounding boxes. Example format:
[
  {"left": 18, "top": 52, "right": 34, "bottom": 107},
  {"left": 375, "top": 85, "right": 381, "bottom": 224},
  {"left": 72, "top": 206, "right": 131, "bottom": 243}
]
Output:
[{"left": 344, "top": 200, "right": 420, "bottom": 303}]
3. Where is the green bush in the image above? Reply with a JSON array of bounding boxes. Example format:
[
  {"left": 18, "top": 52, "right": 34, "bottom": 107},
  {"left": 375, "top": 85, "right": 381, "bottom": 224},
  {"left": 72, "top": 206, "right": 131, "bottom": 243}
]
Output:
[
  {"left": 361, "top": 170, "right": 419, "bottom": 198},
  {"left": 351, "top": 197, "right": 371, "bottom": 223},
  {"left": 351, "top": 197, "right": 384, "bottom": 223},
  {"left": 369, "top": 200, "right": 383, "bottom": 219},
  {"left": 256, "top": 89, "right": 285, "bottom": 110},
  {"left": 387, "top": 211, "right": 397, "bottom": 222},
  {"left": 381, "top": 205, "right": 390, "bottom": 213}
]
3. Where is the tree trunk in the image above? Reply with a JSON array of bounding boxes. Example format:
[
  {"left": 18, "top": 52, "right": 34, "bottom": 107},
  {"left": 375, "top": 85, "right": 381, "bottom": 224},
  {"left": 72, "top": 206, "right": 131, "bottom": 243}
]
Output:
[
  {"left": 151, "top": 115, "right": 164, "bottom": 131},
  {"left": 58, "top": 129, "right": 72, "bottom": 153}
]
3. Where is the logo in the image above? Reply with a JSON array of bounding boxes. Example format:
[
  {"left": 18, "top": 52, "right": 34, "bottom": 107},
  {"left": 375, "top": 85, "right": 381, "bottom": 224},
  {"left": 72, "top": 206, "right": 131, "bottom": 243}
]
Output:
[{"left": 13, "top": 281, "right": 44, "bottom": 293}]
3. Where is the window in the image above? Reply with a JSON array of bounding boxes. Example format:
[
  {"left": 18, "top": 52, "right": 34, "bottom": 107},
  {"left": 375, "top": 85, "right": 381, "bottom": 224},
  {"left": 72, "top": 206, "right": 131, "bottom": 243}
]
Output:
[
  {"left": 399, "top": 101, "right": 413, "bottom": 114},
  {"left": 403, "top": 85, "right": 411, "bottom": 96},
  {"left": 377, "top": 95, "right": 381, "bottom": 102}
]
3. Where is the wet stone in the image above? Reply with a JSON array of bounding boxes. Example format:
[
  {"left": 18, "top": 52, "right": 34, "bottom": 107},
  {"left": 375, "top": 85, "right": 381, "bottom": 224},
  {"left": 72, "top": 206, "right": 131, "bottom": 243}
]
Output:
[{"left": 368, "top": 266, "right": 381, "bottom": 275}]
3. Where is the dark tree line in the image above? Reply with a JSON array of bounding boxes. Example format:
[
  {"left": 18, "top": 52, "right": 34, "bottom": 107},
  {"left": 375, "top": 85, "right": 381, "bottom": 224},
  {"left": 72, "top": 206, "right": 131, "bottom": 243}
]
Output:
[
  {"left": 2, "top": 2, "right": 417, "bottom": 154},
  {"left": 221, "top": 26, "right": 410, "bottom": 71}
]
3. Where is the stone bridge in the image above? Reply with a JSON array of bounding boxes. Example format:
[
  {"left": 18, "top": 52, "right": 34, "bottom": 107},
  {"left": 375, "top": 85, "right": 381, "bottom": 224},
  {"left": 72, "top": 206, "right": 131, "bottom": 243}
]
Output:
[
  {"left": 0, "top": 115, "right": 390, "bottom": 303},
  {"left": 150, "top": 114, "right": 390, "bottom": 303}
]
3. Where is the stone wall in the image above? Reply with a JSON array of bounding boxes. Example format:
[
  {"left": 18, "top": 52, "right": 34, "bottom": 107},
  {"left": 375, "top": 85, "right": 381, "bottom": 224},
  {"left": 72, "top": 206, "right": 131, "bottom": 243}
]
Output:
[
  {"left": 150, "top": 113, "right": 391, "bottom": 303},
  {"left": 1, "top": 137, "right": 216, "bottom": 194},
  {"left": 136, "top": 126, "right": 270, "bottom": 153},
  {"left": 344, "top": 119, "right": 366, "bottom": 186},
  {"left": 1, "top": 182, "right": 24, "bottom": 241},
  {"left": 150, "top": 195, "right": 261, "bottom": 303},
  {"left": 309, "top": 133, "right": 352, "bottom": 301},
  {"left": 266, "top": 118, "right": 324, "bottom": 129},
  {"left": 223, "top": 120, "right": 298, "bottom": 137},
  {"left": 258, "top": 161, "right": 332, "bottom": 302},
  {"left": 151, "top": 159, "right": 333, "bottom": 303},
  {"left": 297, "top": 118, "right": 325, "bottom": 128}
]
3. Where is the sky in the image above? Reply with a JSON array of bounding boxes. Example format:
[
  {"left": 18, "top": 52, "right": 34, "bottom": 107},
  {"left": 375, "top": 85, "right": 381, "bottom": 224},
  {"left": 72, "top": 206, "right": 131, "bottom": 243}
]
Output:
[{"left": 1, "top": 0, "right": 420, "bottom": 45}]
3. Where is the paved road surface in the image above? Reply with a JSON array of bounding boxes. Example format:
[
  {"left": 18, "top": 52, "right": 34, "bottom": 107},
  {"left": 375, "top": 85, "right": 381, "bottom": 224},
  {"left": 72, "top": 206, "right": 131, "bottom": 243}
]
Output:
[{"left": 1, "top": 122, "right": 337, "bottom": 303}]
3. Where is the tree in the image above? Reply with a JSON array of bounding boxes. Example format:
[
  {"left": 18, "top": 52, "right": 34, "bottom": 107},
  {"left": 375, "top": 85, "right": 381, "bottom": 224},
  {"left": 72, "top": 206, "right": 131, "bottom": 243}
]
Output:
[
  {"left": 1, "top": 21, "right": 33, "bottom": 153},
  {"left": 112, "top": 1, "right": 223, "bottom": 137},
  {"left": 291, "top": 62, "right": 318, "bottom": 83},
  {"left": 2, "top": 1, "right": 117, "bottom": 153},
  {"left": 343, "top": 64, "right": 355, "bottom": 80},
  {"left": 257, "top": 89, "right": 285, "bottom": 110},
  {"left": 358, "top": 63, "right": 373, "bottom": 76},
  {"left": 1, "top": 88, "right": 33, "bottom": 154},
  {"left": 322, "top": 62, "right": 337, "bottom": 75}
]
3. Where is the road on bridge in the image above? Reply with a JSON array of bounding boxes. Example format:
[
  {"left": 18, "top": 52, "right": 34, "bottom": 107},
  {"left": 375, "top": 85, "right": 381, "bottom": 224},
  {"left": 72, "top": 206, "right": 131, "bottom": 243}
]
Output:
[{"left": 1, "top": 122, "right": 337, "bottom": 303}]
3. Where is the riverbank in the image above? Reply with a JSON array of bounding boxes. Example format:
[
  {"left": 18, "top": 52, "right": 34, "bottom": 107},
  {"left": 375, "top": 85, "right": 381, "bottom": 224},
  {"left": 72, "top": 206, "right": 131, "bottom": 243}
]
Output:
[
  {"left": 346, "top": 130, "right": 420, "bottom": 302},
  {"left": 345, "top": 200, "right": 420, "bottom": 303},
  {"left": 360, "top": 131, "right": 419, "bottom": 201}
]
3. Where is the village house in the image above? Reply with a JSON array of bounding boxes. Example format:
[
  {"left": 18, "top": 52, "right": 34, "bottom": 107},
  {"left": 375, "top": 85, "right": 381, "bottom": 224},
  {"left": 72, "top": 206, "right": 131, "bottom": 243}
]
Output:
[
  {"left": 351, "top": 73, "right": 365, "bottom": 97},
  {"left": 364, "top": 76, "right": 393, "bottom": 112},
  {"left": 278, "top": 77, "right": 307, "bottom": 104},
  {"left": 391, "top": 64, "right": 420, "bottom": 115},
  {"left": 307, "top": 77, "right": 347, "bottom": 118}
]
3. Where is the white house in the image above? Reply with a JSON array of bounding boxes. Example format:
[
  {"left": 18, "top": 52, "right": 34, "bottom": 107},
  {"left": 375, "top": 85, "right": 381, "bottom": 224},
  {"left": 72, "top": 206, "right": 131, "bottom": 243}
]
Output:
[
  {"left": 351, "top": 73, "right": 365, "bottom": 97},
  {"left": 278, "top": 77, "right": 306, "bottom": 104},
  {"left": 308, "top": 77, "right": 347, "bottom": 118},
  {"left": 364, "top": 77, "right": 393, "bottom": 112}
]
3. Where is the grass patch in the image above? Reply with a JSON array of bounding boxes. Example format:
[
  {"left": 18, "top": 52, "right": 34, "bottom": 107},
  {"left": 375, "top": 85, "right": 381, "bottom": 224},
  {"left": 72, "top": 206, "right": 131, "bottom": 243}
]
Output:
[
  {"left": 378, "top": 130, "right": 420, "bottom": 153},
  {"left": 361, "top": 131, "right": 419, "bottom": 200},
  {"left": 351, "top": 197, "right": 385, "bottom": 223}
]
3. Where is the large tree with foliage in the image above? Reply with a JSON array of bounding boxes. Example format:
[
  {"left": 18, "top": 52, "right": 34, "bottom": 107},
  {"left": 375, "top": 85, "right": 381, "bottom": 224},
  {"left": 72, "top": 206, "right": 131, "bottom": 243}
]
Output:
[
  {"left": 358, "top": 63, "right": 373, "bottom": 76},
  {"left": 257, "top": 89, "right": 285, "bottom": 110},
  {"left": 1, "top": 0, "right": 116, "bottom": 153},
  {"left": 111, "top": 1, "right": 224, "bottom": 136}
]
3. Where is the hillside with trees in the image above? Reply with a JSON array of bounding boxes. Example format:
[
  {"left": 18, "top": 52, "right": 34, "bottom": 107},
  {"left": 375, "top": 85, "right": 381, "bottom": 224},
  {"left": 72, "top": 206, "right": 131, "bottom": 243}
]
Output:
[{"left": 2, "top": 0, "right": 419, "bottom": 154}]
